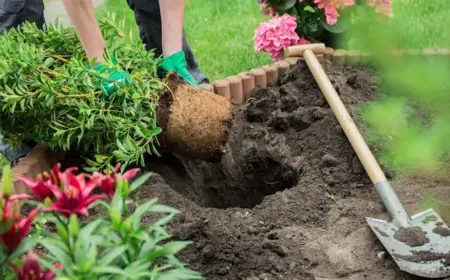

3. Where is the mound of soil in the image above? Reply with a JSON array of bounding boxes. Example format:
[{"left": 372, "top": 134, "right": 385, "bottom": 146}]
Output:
[
  {"left": 394, "top": 227, "right": 429, "bottom": 247},
  {"left": 140, "top": 60, "right": 426, "bottom": 280}
]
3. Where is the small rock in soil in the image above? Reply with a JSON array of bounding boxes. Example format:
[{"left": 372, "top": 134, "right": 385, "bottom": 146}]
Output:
[
  {"left": 433, "top": 226, "right": 450, "bottom": 237},
  {"left": 393, "top": 227, "right": 430, "bottom": 247},
  {"left": 377, "top": 251, "right": 387, "bottom": 260}
]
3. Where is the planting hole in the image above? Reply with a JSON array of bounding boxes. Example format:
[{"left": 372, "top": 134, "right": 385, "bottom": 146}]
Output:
[{"left": 145, "top": 151, "right": 298, "bottom": 209}]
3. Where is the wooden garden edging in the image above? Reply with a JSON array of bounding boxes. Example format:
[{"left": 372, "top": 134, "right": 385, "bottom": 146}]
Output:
[{"left": 4, "top": 47, "right": 449, "bottom": 195}]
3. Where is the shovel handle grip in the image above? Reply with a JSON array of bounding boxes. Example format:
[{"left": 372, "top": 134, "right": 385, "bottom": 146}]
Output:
[{"left": 303, "top": 49, "right": 387, "bottom": 185}]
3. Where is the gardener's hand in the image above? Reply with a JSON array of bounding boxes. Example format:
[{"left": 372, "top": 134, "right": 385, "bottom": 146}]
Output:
[
  {"left": 90, "top": 58, "right": 131, "bottom": 98},
  {"left": 159, "top": 51, "right": 200, "bottom": 88}
]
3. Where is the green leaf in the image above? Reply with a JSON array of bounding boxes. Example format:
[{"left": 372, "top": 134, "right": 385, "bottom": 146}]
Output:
[
  {"left": 304, "top": 5, "right": 316, "bottom": 13},
  {"left": 99, "top": 245, "right": 128, "bottom": 267},
  {"left": 125, "top": 198, "right": 158, "bottom": 228},
  {"left": 77, "top": 219, "right": 104, "bottom": 247},
  {"left": 78, "top": 241, "right": 98, "bottom": 273},
  {"left": 278, "top": 0, "right": 297, "bottom": 11},
  {"left": 151, "top": 126, "right": 162, "bottom": 137},
  {"left": 157, "top": 269, "right": 205, "bottom": 280},
  {"left": 116, "top": 139, "right": 127, "bottom": 152},
  {"left": 151, "top": 213, "right": 177, "bottom": 228},
  {"left": 150, "top": 204, "right": 180, "bottom": 214},
  {"left": 91, "top": 265, "right": 129, "bottom": 277},
  {"left": 134, "top": 125, "right": 147, "bottom": 138},
  {"left": 129, "top": 172, "right": 152, "bottom": 193},
  {"left": 146, "top": 241, "right": 192, "bottom": 260},
  {"left": 113, "top": 150, "right": 128, "bottom": 160},
  {"left": 39, "top": 239, "right": 72, "bottom": 266},
  {"left": 138, "top": 239, "right": 156, "bottom": 259}
]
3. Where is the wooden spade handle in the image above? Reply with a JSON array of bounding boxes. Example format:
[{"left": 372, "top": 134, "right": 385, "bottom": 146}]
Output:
[{"left": 303, "top": 49, "right": 387, "bottom": 185}]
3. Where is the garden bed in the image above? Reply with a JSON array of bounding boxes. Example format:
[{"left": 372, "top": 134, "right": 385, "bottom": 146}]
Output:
[
  {"left": 137, "top": 59, "right": 449, "bottom": 280},
  {"left": 6, "top": 51, "right": 450, "bottom": 279}
]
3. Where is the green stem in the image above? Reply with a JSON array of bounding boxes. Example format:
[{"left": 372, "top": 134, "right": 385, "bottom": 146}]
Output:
[
  {"left": 52, "top": 213, "right": 77, "bottom": 265},
  {"left": 53, "top": 212, "right": 66, "bottom": 227}
]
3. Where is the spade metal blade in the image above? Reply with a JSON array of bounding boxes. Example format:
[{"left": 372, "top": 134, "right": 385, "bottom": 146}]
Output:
[{"left": 367, "top": 208, "right": 450, "bottom": 278}]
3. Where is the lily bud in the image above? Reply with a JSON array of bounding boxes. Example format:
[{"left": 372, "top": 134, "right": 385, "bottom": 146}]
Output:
[
  {"left": 56, "top": 223, "right": 69, "bottom": 241},
  {"left": 123, "top": 218, "right": 133, "bottom": 233},
  {"left": 69, "top": 214, "right": 79, "bottom": 238},
  {"left": 1, "top": 165, "right": 13, "bottom": 198}
]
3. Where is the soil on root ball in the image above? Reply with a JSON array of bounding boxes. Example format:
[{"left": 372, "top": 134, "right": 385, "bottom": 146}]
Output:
[{"left": 140, "top": 60, "right": 425, "bottom": 280}]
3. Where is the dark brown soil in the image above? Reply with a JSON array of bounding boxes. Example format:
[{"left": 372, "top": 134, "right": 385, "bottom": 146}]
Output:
[
  {"left": 139, "top": 60, "right": 433, "bottom": 279},
  {"left": 393, "top": 250, "right": 450, "bottom": 266},
  {"left": 433, "top": 226, "right": 450, "bottom": 237},
  {"left": 394, "top": 227, "right": 430, "bottom": 247}
]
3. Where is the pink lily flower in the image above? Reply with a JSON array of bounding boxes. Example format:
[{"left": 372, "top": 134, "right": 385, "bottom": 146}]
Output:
[
  {"left": 92, "top": 164, "right": 139, "bottom": 199},
  {"left": 11, "top": 250, "right": 62, "bottom": 280}
]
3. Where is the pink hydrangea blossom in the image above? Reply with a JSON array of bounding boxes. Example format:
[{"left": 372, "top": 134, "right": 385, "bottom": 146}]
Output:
[
  {"left": 366, "top": 0, "right": 393, "bottom": 17},
  {"left": 314, "top": 0, "right": 355, "bottom": 25},
  {"left": 254, "top": 14, "right": 310, "bottom": 61}
]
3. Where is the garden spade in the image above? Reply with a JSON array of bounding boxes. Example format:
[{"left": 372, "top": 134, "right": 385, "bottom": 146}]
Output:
[{"left": 287, "top": 43, "right": 450, "bottom": 278}]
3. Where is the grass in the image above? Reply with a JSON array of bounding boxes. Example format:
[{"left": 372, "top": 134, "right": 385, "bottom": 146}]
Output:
[
  {"left": 390, "top": 0, "right": 449, "bottom": 48},
  {"left": 95, "top": 0, "right": 271, "bottom": 81},
  {"left": 95, "top": 0, "right": 449, "bottom": 81}
]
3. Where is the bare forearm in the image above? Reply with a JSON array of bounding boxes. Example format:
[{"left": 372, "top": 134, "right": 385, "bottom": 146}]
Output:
[
  {"left": 159, "top": 0, "right": 185, "bottom": 57},
  {"left": 62, "top": 0, "right": 105, "bottom": 63}
]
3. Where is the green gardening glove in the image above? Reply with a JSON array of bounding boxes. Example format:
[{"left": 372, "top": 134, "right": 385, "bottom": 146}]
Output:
[
  {"left": 159, "top": 51, "right": 200, "bottom": 88},
  {"left": 91, "top": 57, "right": 131, "bottom": 98}
]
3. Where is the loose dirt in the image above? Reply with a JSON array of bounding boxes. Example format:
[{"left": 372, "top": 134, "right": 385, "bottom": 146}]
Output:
[
  {"left": 433, "top": 226, "right": 450, "bottom": 237},
  {"left": 393, "top": 251, "right": 450, "bottom": 266},
  {"left": 139, "top": 60, "right": 444, "bottom": 280},
  {"left": 394, "top": 227, "right": 430, "bottom": 247}
]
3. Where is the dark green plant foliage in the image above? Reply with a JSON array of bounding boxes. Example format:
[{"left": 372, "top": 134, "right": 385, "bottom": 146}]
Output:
[{"left": 0, "top": 14, "right": 164, "bottom": 172}]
